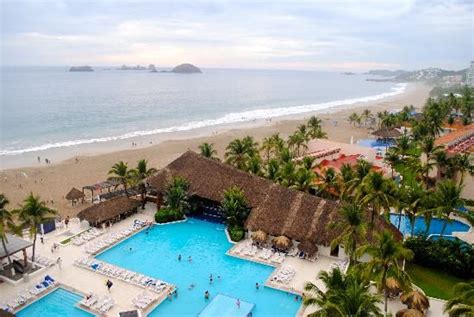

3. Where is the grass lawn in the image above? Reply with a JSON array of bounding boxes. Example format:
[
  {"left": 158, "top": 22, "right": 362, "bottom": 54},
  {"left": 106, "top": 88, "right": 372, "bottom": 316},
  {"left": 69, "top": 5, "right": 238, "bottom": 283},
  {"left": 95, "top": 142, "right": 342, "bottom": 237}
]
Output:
[{"left": 406, "top": 263, "right": 466, "bottom": 300}]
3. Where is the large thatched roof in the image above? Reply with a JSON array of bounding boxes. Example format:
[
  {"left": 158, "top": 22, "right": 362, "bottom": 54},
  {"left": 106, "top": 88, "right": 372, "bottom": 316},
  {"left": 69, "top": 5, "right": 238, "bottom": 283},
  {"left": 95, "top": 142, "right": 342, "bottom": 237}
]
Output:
[
  {"left": 372, "top": 128, "right": 402, "bottom": 138},
  {"left": 66, "top": 187, "right": 85, "bottom": 200},
  {"left": 147, "top": 151, "right": 402, "bottom": 246},
  {"left": 77, "top": 196, "right": 140, "bottom": 225}
]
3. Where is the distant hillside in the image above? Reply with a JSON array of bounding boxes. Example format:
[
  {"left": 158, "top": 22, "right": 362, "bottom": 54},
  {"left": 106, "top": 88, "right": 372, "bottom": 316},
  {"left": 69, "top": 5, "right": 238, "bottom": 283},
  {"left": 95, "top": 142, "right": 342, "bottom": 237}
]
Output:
[{"left": 366, "top": 67, "right": 467, "bottom": 83}]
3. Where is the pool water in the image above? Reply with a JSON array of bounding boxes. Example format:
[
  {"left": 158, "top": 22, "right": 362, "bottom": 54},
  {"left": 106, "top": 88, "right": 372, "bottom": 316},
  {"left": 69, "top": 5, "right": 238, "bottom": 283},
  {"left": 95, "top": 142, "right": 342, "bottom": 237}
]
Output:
[
  {"left": 357, "top": 138, "right": 395, "bottom": 148},
  {"left": 17, "top": 288, "right": 93, "bottom": 317},
  {"left": 389, "top": 214, "right": 470, "bottom": 237},
  {"left": 96, "top": 219, "right": 300, "bottom": 316}
]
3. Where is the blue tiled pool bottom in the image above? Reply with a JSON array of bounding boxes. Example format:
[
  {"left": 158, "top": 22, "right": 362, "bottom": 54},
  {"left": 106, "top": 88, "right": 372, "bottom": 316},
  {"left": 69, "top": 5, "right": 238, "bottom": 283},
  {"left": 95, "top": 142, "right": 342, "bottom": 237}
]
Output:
[
  {"left": 199, "top": 294, "right": 254, "bottom": 317},
  {"left": 17, "top": 288, "right": 93, "bottom": 317},
  {"left": 389, "top": 214, "right": 470, "bottom": 237},
  {"left": 96, "top": 219, "right": 300, "bottom": 316}
]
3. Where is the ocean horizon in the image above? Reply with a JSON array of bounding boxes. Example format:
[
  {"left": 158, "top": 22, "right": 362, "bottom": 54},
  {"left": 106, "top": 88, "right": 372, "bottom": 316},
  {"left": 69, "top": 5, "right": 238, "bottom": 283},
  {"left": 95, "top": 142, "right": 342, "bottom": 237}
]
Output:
[{"left": 0, "top": 66, "right": 405, "bottom": 157}]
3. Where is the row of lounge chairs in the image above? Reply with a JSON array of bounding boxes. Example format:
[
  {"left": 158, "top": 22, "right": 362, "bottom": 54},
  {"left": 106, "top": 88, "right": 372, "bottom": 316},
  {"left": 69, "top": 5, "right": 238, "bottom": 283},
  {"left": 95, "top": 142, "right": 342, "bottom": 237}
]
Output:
[
  {"left": 74, "top": 258, "right": 169, "bottom": 294},
  {"left": 30, "top": 255, "right": 56, "bottom": 267},
  {"left": 287, "top": 248, "right": 319, "bottom": 262},
  {"left": 72, "top": 228, "right": 104, "bottom": 246},
  {"left": 270, "top": 266, "right": 296, "bottom": 284},
  {"left": 234, "top": 242, "right": 286, "bottom": 264},
  {"left": 0, "top": 275, "right": 56, "bottom": 312},
  {"left": 132, "top": 291, "right": 158, "bottom": 310},
  {"left": 79, "top": 294, "right": 114, "bottom": 314},
  {"left": 83, "top": 220, "right": 146, "bottom": 254}
]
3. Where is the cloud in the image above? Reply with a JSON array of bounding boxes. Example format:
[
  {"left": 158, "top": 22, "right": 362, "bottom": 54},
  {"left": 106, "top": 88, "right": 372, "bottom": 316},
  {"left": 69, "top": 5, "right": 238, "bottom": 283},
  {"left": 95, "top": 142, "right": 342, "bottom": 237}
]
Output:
[{"left": 1, "top": 0, "right": 472, "bottom": 70}]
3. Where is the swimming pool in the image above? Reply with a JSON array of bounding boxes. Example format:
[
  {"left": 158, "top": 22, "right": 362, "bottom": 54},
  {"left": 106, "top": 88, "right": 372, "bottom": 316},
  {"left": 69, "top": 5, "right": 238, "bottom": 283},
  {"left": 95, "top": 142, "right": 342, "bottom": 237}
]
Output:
[
  {"left": 96, "top": 219, "right": 300, "bottom": 316},
  {"left": 16, "top": 288, "right": 93, "bottom": 317},
  {"left": 357, "top": 138, "right": 395, "bottom": 148},
  {"left": 389, "top": 214, "right": 470, "bottom": 237}
]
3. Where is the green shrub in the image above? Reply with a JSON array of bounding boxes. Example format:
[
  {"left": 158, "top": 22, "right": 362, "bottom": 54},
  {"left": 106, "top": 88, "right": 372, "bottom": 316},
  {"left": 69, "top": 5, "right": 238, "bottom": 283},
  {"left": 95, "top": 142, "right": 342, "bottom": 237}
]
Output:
[
  {"left": 228, "top": 226, "right": 245, "bottom": 242},
  {"left": 154, "top": 208, "right": 184, "bottom": 224},
  {"left": 404, "top": 236, "right": 473, "bottom": 279}
]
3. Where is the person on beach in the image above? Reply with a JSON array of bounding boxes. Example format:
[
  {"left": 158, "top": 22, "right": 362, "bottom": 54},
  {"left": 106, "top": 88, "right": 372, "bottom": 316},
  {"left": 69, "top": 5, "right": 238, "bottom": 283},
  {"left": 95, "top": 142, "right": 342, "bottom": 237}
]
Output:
[
  {"left": 57, "top": 257, "right": 62, "bottom": 269},
  {"left": 37, "top": 156, "right": 40, "bottom": 163},
  {"left": 106, "top": 279, "right": 113, "bottom": 291},
  {"left": 65, "top": 216, "right": 70, "bottom": 228}
]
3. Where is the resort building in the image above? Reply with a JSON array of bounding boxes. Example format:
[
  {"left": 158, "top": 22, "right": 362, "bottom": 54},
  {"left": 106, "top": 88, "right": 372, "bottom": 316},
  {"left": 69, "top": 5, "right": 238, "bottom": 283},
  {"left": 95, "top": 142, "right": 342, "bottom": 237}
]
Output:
[
  {"left": 467, "top": 61, "right": 474, "bottom": 87},
  {"left": 147, "top": 151, "right": 401, "bottom": 258},
  {"left": 77, "top": 196, "right": 141, "bottom": 227}
]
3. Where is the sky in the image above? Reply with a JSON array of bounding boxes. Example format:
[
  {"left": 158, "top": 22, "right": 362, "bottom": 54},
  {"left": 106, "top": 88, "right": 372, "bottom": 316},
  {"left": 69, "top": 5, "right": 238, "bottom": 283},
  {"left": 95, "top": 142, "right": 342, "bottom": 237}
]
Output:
[{"left": 1, "top": 0, "right": 473, "bottom": 71}]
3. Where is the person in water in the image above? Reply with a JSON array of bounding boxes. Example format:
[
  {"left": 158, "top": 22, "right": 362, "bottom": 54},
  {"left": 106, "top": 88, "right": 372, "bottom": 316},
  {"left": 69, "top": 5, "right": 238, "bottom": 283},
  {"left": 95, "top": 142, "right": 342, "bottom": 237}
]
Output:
[
  {"left": 236, "top": 299, "right": 241, "bottom": 308},
  {"left": 204, "top": 291, "right": 209, "bottom": 299},
  {"left": 255, "top": 282, "right": 259, "bottom": 290},
  {"left": 178, "top": 254, "right": 181, "bottom": 261}
]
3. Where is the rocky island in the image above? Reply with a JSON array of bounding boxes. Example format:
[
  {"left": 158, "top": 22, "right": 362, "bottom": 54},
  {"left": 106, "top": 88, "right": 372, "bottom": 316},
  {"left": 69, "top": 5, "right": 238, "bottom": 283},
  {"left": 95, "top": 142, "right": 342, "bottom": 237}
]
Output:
[
  {"left": 69, "top": 66, "right": 94, "bottom": 72},
  {"left": 170, "top": 63, "right": 202, "bottom": 73}
]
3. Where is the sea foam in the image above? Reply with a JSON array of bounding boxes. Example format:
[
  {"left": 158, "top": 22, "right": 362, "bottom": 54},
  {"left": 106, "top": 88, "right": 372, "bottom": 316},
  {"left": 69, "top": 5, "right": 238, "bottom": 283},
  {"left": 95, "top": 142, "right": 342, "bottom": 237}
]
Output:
[{"left": 0, "top": 83, "right": 407, "bottom": 156}]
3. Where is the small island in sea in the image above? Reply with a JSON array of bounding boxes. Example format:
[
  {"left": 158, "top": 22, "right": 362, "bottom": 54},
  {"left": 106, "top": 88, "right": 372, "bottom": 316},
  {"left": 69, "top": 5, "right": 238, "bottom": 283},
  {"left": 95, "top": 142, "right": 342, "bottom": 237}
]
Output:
[
  {"left": 170, "top": 63, "right": 202, "bottom": 73},
  {"left": 69, "top": 65, "right": 94, "bottom": 72}
]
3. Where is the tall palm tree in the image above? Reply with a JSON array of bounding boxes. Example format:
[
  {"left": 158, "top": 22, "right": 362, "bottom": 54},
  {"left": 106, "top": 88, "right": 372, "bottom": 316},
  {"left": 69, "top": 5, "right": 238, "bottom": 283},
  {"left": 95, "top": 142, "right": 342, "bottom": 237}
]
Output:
[
  {"left": 301, "top": 156, "right": 316, "bottom": 170},
  {"left": 288, "top": 131, "right": 307, "bottom": 156},
  {"left": 247, "top": 154, "right": 263, "bottom": 176},
  {"left": 451, "top": 153, "right": 474, "bottom": 185},
  {"left": 292, "top": 167, "right": 315, "bottom": 192},
  {"left": 199, "top": 142, "right": 218, "bottom": 160},
  {"left": 261, "top": 136, "right": 274, "bottom": 163},
  {"left": 349, "top": 113, "right": 360, "bottom": 127},
  {"left": 225, "top": 138, "right": 250, "bottom": 170},
  {"left": 108, "top": 161, "right": 134, "bottom": 197},
  {"left": 0, "top": 194, "right": 17, "bottom": 270},
  {"left": 265, "top": 158, "right": 280, "bottom": 181},
  {"left": 316, "top": 167, "right": 339, "bottom": 199},
  {"left": 307, "top": 115, "right": 327, "bottom": 139},
  {"left": 304, "top": 268, "right": 382, "bottom": 317},
  {"left": 16, "top": 193, "right": 56, "bottom": 263},
  {"left": 357, "top": 171, "right": 397, "bottom": 225},
  {"left": 278, "top": 161, "right": 297, "bottom": 187},
  {"left": 357, "top": 230, "right": 414, "bottom": 316},
  {"left": 430, "top": 180, "right": 464, "bottom": 237},
  {"left": 362, "top": 109, "right": 372, "bottom": 126},
  {"left": 131, "top": 159, "right": 157, "bottom": 209},
  {"left": 401, "top": 181, "right": 427, "bottom": 236},
  {"left": 330, "top": 202, "right": 367, "bottom": 265},
  {"left": 164, "top": 177, "right": 190, "bottom": 215},
  {"left": 444, "top": 281, "right": 474, "bottom": 316},
  {"left": 221, "top": 186, "right": 249, "bottom": 229}
]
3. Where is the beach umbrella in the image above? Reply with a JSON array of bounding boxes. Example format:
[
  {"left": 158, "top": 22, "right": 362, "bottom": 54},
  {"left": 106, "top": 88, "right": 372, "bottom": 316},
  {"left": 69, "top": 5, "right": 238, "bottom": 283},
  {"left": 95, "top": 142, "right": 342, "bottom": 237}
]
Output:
[
  {"left": 372, "top": 128, "right": 402, "bottom": 139},
  {"left": 297, "top": 240, "right": 318, "bottom": 256},
  {"left": 272, "top": 236, "right": 292, "bottom": 250},
  {"left": 385, "top": 277, "right": 402, "bottom": 297},
  {"left": 251, "top": 230, "right": 267, "bottom": 243},
  {"left": 65, "top": 187, "right": 85, "bottom": 205},
  {"left": 401, "top": 290, "right": 430, "bottom": 312},
  {"left": 395, "top": 309, "right": 424, "bottom": 317}
]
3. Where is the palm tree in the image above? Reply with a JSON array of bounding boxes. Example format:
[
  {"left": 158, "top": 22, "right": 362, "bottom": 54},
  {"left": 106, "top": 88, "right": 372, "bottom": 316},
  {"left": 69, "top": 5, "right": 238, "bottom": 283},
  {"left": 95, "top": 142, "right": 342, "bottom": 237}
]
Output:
[
  {"left": 451, "top": 153, "right": 474, "bottom": 185},
  {"left": 384, "top": 149, "right": 400, "bottom": 178},
  {"left": 265, "top": 158, "right": 280, "bottom": 181},
  {"left": 247, "top": 154, "right": 263, "bottom": 176},
  {"left": 304, "top": 267, "right": 382, "bottom": 317},
  {"left": 278, "top": 161, "right": 297, "bottom": 187},
  {"left": 16, "top": 193, "right": 56, "bottom": 264},
  {"left": 199, "top": 142, "right": 218, "bottom": 160},
  {"left": 357, "top": 230, "right": 414, "bottom": 316},
  {"left": 225, "top": 138, "right": 250, "bottom": 170},
  {"left": 349, "top": 113, "right": 360, "bottom": 127},
  {"left": 357, "top": 171, "right": 397, "bottom": 226},
  {"left": 362, "top": 109, "right": 372, "bottom": 126},
  {"left": 301, "top": 156, "right": 316, "bottom": 170},
  {"left": 307, "top": 116, "right": 327, "bottom": 139},
  {"left": 108, "top": 161, "right": 134, "bottom": 197},
  {"left": 163, "top": 177, "right": 190, "bottom": 215},
  {"left": 292, "top": 167, "right": 315, "bottom": 192},
  {"left": 0, "top": 194, "right": 17, "bottom": 271},
  {"left": 221, "top": 186, "right": 249, "bottom": 229},
  {"left": 430, "top": 180, "right": 464, "bottom": 237},
  {"left": 338, "top": 163, "right": 355, "bottom": 198},
  {"left": 401, "top": 181, "right": 427, "bottom": 236},
  {"left": 261, "top": 137, "right": 274, "bottom": 163},
  {"left": 131, "top": 159, "right": 157, "bottom": 209},
  {"left": 288, "top": 131, "right": 307, "bottom": 156},
  {"left": 444, "top": 281, "right": 474, "bottom": 316},
  {"left": 316, "top": 167, "right": 338, "bottom": 199},
  {"left": 330, "top": 202, "right": 367, "bottom": 265}
]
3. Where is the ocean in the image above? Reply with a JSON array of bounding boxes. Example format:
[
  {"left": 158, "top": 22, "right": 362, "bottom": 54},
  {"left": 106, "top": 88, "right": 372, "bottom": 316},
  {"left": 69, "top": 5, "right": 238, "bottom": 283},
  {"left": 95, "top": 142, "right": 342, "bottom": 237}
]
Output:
[{"left": 0, "top": 66, "right": 405, "bottom": 157}]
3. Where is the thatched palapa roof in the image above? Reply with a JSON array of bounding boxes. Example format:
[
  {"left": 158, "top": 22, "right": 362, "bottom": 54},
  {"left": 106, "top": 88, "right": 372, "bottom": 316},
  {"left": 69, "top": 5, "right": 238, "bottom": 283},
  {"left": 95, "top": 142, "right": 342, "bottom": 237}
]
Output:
[
  {"left": 66, "top": 187, "right": 85, "bottom": 201},
  {"left": 297, "top": 240, "right": 319, "bottom": 256},
  {"left": 77, "top": 196, "right": 140, "bottom": 226},
  {"left": 147, "top": 151, "right": 402, "bottom": 246},
  {"left": 251, "top": 230, "right": 267, "bottom": 243},
  {"left": 396, "top": 309, "right": 424, "bottom": 317},
  {"left": 401, "top": 290, "right": 430, "bottom": 312},
  {"left": 372, "top": 128, "right": 402, "bottom": 138}
]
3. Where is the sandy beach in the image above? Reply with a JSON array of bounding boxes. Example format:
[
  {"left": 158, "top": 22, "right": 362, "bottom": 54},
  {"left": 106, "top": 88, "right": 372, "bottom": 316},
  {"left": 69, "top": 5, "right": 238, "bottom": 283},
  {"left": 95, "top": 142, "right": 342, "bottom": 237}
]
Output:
[{"left": 0, "top": 83, "right": 431, "bottom": 217}]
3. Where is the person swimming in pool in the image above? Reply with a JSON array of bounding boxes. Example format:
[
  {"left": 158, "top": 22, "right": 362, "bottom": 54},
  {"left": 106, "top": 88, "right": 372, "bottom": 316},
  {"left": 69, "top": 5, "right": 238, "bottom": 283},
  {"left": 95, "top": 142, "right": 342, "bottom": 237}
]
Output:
[{"left": 204, "top": 291, "right": 209, "bottom": 299}]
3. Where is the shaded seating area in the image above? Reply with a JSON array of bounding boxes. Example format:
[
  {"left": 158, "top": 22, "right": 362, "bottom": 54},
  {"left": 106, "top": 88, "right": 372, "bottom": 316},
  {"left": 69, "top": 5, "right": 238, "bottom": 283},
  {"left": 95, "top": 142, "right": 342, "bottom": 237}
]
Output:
[
  {"left": 99, "top": 187, "right": 140, "bottom": 201},
  {"left": 77, "top": 196, "right": 141, "bottom": 227},
  {"left": 82, "top": 179, "right": 122, "bottom": 203},
  {"left": 65, "top": 187, "right": 85, "bottom": 206},
  {"left": 0, "top": 234, "right": 33, "bottom": 280}
]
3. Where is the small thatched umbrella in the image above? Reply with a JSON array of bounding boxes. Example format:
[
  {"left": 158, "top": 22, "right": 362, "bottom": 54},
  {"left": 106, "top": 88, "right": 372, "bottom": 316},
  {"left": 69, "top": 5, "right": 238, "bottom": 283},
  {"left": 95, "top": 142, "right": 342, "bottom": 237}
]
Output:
[
  {"left": 372, "top": 128, "right": 402, "bottom": 139},
  {"left": 65, "top": 187, "right": 85, "bottom": 205},
  {"left": 385, "top": 277, "right": 402, "bottom": 297},
  {"left": 297, "top": 240, "right": 318, "bottom": 257},
  {"left": 401, "top": 290, "right": 430, "bottom": 313},
  {"left": 251, "top": 230, "right": 267, "bottom": 243},
  {"left": 396, "top": 309, "right": 424, "bottom": 317},
  {"left": 272, "top": 235, "right": 292, "bottom": 250}
]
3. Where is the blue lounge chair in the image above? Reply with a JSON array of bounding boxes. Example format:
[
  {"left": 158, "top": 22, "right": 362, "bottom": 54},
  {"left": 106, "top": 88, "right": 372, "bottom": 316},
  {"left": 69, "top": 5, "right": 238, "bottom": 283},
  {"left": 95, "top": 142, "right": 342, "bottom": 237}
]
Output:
[{"left": 45, "top": 275, "right": 55, "bottom": 283}]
